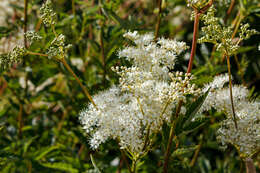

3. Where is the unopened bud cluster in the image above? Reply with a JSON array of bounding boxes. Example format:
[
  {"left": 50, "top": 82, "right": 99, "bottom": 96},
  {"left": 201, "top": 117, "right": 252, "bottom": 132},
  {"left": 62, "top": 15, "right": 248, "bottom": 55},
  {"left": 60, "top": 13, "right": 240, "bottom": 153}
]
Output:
[
  {"left": 0, "top": 46, "right": 26, "bottom": 69},
  {"left": 46, "top": 34, "right": 71, "bottom": 59},
  {"left": 40, "top": 0, "right": 56, "bottom": 27},
  {"left": 198, "top": 6, "right": 258, "bottom": 55},
  {"left": 186, "top": 0, "right": 210, "bottom": 9},
  {"left": 25, "top": 31, "right": 42, "bottom": 44}
]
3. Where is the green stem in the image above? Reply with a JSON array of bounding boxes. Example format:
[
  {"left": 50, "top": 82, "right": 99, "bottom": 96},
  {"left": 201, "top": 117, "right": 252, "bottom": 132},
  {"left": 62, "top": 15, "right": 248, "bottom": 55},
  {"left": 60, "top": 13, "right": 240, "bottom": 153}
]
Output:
[
  {"left": 163, "top": 100, "right": 183, "bottom": 173},
  {"left": 60, "top": 58, "right": 97, "bottom": 108},
  {"left": 72, "top": 0, "right": 75, "bottom": 15},
  {"left": 120, "top": 150, "right": 132, "bottom": 173},
  {"left": 155, "top": 0, "right": 162, "bottom": 39},
  {"left": 131, "top": 158, "right": 137, "bottom": 173},
  {"left": 190, "top": 135, "right": 203, "bottom": 167},
  {"left": 99, "top": 5, "right": 106, "bottom": 86},
  {"left": 226, "top": 53, "right": 238, "bottom": 129},
  {"left": 27, "top": 51, "right": 48, "bottom": 57}
]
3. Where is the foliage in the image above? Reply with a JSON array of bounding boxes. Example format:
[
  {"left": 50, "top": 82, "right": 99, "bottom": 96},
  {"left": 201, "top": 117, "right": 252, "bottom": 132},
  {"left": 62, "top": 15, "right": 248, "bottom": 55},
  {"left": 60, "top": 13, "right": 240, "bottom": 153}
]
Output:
[{"left": 0, "top": 0, "right": 259, "bottom": 173}]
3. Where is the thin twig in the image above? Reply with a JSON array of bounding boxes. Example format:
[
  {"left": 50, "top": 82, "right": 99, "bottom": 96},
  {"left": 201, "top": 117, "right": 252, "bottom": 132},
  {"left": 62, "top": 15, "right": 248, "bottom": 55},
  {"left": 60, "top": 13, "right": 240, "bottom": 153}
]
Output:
[
  {"left": 18, "top": 103, "right": 23, "bottom": 138},
  {"left": 98, "top": 1, "right": 107, "bottom": 86},
  {"left": 26, "top": 51, "right": 97, "bottom": 108},
  {"left": 27, "top": 51, "right": 48, "bottom": 57},
  {"left": 60, "top": 58, "right": 97, "bottom": 108},
  {"left": 245, "top": 158, "right": 256, "bottom": 173},
  {"left": 24, "top": 0, "right": 29, "bottom": 48},
  {"left": 187, "top": 11, "right": 200, "bottom": 73},
  {"left": 155, "top": 0, "right": 162, "bottom": 39},
  {"left": 224, "top": 0, "right": 236, "bottom": 23},
  {"left": 72, "top": 0, "right": 75, "bottom": 15},
  {"left": 226, "top": 54, "right": 238, "bottom": 129},
  {"left": 190, "top": 136, "right": 203, "bottom": 167},
  {"left": 163, "top": 100, "right": 183, "bottom": 173},
  {"left": 120, "top": 149, "right": 132, "bottom": 173}
]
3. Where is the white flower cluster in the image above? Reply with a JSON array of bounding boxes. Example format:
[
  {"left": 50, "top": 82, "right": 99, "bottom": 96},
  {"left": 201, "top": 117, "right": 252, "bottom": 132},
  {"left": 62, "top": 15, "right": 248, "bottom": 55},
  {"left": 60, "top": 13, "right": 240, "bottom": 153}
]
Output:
[
  {"left": 200, "top": 74, "right": 260, "bottom": 157},
  {"left": 80, "top": 31, "right": 200, "bottom": 154}
]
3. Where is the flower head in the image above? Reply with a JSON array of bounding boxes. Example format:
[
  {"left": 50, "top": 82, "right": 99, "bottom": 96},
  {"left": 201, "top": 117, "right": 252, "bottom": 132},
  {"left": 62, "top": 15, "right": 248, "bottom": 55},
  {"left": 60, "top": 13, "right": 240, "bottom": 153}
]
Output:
[{"left": 80, "top": 31, "right": 200, "bottom": 154}]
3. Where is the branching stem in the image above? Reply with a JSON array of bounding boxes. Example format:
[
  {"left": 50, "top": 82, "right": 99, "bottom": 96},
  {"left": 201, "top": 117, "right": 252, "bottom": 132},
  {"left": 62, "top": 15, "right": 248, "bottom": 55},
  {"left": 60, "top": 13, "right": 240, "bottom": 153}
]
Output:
[
  {"left": 26, "top": 51, "right": 97, "bottom": 108},
  {"left": 59, "top": 58, "right": 97, "bottom": 108}
]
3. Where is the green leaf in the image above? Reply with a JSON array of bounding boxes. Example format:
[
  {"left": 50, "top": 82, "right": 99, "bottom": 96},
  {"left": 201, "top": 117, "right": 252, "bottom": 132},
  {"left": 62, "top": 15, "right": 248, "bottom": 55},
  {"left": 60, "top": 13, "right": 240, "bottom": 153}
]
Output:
[
  {"left": 39, "top": 162, "right": 79, "bottom": 173},
  {"left": 182, "top": 116, "right": 209, "bottom": 135},
  {"left": 183, "top": 89, "right": 210, "bottom": 127},
  {"left": 90, "top": 154, "right": 102, "bottom": 173},
  {"left": 23, "top": 136, "right": 38, "bottom": 155},
  {"left": 236, "top": 46, "right": 255, "bottom": 54},
  {"left": 0, "top": 26, "right": 16, "bottom": 39},
  {"left": 34, "top": 145, "right": 61, "bottom": 161},
  {"left": 172, "top": 145, "right": 198, "bottom": 157},
  {"left": 175, "top": 89, "right": 210, "bottom": 135}
]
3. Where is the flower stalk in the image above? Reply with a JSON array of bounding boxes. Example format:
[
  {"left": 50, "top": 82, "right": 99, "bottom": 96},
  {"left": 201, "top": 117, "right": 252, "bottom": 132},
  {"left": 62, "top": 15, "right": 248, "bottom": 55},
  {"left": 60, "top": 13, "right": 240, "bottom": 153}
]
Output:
[
  {"left": 163, "top": 101, "right": 182, "bottom": 173},
  {"left": 59, "top": 58, "right": 97, "bottom": 108},
  {"left": 155, "top": 0, "right": 163, "bottom": 39},
  {"left": 187, "top": 10, "right": 200, "bottom": 73},
  {"left": 245, "top": 158, "right": 256, "bottom": 173},
  {"left": 24, "top": 0, "right": 29, "bottom": 48},
  {"left": 226, "top": 53, "right": 238, "bottom": 129},
  {"left": 163, "top": 2, "right": 214, "bottom": 172}
]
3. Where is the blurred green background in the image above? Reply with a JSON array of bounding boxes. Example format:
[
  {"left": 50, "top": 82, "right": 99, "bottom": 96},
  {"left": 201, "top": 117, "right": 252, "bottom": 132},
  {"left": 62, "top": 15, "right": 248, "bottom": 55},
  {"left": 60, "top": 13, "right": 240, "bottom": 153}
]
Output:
[{"left": 0, "top": 0, "right": 259, "bottom": 172}]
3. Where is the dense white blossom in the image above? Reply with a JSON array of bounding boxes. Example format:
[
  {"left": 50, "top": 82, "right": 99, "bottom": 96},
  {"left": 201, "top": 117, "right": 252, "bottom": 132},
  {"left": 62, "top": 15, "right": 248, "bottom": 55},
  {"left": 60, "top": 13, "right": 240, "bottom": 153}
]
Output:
[
  {"left": 80, "top": 31, "right": 200, "bottom": 154},
  {"left": 200, "top": 74, "right": 260, "bottom": 157}
]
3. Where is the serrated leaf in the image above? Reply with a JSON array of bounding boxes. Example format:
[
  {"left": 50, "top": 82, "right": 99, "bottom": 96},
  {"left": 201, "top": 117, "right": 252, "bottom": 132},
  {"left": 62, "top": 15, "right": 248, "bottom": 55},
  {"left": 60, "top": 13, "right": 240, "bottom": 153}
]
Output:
[
  {"left": 172, "top": 145, "right": 198, "bottom": 157},
  {"left": 39, "top": 162, "right": 78, "bottom": 173}
]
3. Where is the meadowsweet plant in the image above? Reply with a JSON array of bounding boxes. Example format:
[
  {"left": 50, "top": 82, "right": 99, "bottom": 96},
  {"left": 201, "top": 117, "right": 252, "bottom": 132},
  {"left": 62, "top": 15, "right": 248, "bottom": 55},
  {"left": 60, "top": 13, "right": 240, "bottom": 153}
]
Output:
[
  {"left": 80, "top": 31, "right": 202, "bottom": 171},
  {"left": 0, "top": 0, "right": 259, "bottom": 173}
]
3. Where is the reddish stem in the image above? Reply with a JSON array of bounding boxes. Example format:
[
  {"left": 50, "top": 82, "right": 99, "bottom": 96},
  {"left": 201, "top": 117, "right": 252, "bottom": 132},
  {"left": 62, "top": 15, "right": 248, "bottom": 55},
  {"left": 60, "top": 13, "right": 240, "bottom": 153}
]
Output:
[
  {"left": 245, "top": 158, "right": 256, "bottom": 173},
  {"left": 187, "top": 11, "right": 200, "bottom": 73}
]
